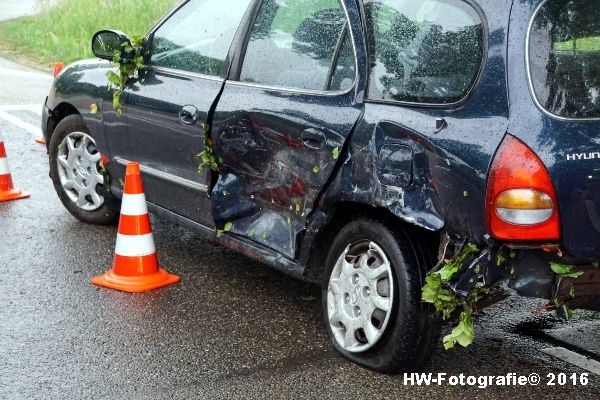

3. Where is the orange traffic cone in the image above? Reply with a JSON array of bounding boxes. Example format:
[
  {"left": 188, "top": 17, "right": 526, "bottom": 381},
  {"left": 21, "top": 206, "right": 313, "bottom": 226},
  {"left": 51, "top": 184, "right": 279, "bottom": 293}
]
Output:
[
  {"left": 53, "top": 61, "right": 64, "bottom": 78},
  {"left": 92, "top": 162, "right": 179, "bottom": 292},
  {"left": 0, "top": 131, "right": 30, "bottom": 202}
]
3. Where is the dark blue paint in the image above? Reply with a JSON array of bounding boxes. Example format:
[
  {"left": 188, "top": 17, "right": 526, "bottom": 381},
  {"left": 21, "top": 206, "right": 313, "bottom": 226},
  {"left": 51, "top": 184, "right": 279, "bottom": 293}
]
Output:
[
  {"left": 211, "top": 82, "right": 362, "bottom": 258},
  {"left": 42, "top": 0, "right": 600, "bottom": 282},
  {"left": 508, "top": 0, "right": 600, "bottom": 261}
]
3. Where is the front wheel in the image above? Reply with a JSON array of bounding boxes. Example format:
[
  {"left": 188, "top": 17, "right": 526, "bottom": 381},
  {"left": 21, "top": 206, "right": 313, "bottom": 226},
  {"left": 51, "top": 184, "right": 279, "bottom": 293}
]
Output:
[
  {"left": 322, "top": 217, "right": 440, "bottom": 373},
  {"left": 49, "top": 114, "right": 120, "bottom": 225}
]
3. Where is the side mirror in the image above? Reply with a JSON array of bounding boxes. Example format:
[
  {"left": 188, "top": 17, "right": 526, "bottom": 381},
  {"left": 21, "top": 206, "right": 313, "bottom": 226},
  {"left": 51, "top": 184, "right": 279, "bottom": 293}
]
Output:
[{"left": 92, "top": 30, "right": 132, "bottom": 61}]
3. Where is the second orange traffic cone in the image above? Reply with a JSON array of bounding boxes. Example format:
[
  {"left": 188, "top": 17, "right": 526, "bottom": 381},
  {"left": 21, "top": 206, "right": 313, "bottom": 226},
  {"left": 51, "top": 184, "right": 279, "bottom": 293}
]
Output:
[
  {"left": 92, "top": 162, "right": 179, "bottom": 292},
  {"left": 0, "top": 131, "right": 30, "bottom": 202}
]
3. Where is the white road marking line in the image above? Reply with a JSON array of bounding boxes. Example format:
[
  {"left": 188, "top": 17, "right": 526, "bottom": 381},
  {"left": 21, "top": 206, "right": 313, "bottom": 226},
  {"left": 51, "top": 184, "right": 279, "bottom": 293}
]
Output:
[
  {"left": 0, "top": 67, "right": 52, "bottom": 80},
  {"left": 0, "top": 104, "right": 42, "bottom": 114},
  {"left": 541, "top": 347, "right": 600, "bottom": 375},
  {"left": 0, "top": 110, "right": 41, "bottom": 138}
]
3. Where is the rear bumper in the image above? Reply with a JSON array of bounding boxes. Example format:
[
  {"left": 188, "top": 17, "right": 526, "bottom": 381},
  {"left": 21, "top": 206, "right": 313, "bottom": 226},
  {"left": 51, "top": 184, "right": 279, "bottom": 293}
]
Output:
[
  {"left": 506, "top": 249, "right": 600, "bottom": 311},
  {"left": 553, "top": 267, "right": 600, "bottom": 312},
  {"left": 449, "top": 238, "right": 600, "bottom": 312}
]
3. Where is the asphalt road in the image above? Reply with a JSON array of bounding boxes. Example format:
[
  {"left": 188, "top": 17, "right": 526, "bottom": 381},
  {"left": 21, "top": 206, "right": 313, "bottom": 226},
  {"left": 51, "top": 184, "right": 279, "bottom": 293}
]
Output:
[{"left": 0, "top": 58, "right": 599, "bottom": 399}]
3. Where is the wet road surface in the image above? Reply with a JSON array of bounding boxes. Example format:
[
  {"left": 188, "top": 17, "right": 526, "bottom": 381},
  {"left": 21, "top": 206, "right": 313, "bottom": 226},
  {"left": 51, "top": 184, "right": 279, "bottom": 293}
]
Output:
[{"left": 0, "top": 58, "right": 599, "bottom": 399}]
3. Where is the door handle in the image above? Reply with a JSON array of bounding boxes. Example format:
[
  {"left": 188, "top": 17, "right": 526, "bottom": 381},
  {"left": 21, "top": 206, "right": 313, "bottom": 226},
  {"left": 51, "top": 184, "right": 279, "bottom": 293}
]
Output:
[
  {"left": 179, "top": 105, "right": 198, "bottom": 126},
  {"left": 301, "top": 128, "right": 326, "bottom": 150}
]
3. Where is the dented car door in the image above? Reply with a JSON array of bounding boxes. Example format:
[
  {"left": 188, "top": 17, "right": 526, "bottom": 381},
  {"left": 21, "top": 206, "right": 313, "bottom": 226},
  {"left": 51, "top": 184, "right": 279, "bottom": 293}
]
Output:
[
  {"left": 113, "top": 0, "right": 252, "bottom": 225},
  {"left": 210, "top": 0, "right": 363, "bottom": 258}
]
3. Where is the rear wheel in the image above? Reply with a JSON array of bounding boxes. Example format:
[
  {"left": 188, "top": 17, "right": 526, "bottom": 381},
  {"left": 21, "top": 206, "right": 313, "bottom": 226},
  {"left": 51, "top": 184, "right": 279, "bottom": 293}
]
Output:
[
  {"left": 49, "top": 114, "right": 119, "bottom": 225},
  {"left": 322, "top": 217, "right": 440, "bottom": 373}
]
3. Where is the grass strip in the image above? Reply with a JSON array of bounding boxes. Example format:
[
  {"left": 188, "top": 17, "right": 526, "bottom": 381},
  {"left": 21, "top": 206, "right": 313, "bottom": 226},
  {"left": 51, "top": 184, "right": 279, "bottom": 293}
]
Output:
[{"left": 0, "top": 0, "right": 177, "bottom": 68}]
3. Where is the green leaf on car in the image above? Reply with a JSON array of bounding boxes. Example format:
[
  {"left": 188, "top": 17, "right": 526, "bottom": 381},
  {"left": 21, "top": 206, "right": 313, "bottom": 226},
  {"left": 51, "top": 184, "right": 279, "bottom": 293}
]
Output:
[
  {"left": 105, "top": 34, "right": 146, "bottom": 117},
  {"left": 496, "top": 250, "right": 505, "bottom": 267},
  {"left": 215, "top": 223, "right": 232, "bottom": 238},
  {"left": 422, "top": 243, "right": 482, "bottom": 349},
  {"left": 569, "top": 285, "right": 576, "bottom": 299},
  {"left": 549, "top": 262, "right": 584, "bottom": 278},
  {"left": 443, "top": 308, "right": 475, "bottom": 350},
  {"left": 197, "top": 145, "right": 219, "bottom": 172},
  {"left": 332, "top": 146, "right": 340, "bottom": 160},
  {"left": 422, "top": 272, "right": 458, "bottom": 320}
]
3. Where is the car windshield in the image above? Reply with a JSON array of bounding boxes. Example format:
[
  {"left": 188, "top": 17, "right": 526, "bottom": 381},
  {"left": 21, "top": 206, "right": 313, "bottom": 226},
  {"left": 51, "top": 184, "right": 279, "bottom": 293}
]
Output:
[{"left": 528, "top": 0, "right": 600, "bottom": 119}]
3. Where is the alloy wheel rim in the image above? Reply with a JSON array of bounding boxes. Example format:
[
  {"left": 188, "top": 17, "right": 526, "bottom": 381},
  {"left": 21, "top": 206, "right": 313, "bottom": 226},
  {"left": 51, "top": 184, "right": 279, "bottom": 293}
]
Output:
[
  {"left": 327, "top": 240, "right": 394, "bottom": 353},
  {"left": 56, "top": 131, "right": 105, "bottom": 211}
]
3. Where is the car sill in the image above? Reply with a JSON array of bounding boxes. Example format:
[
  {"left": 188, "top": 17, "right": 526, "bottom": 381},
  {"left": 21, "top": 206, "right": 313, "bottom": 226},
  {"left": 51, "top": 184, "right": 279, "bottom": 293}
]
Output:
[
  {"left": 113, "top": 156, "right": 208, "bottom": 193},
  {"left": 146, "top": 202, "right": 305, "bottom": 280}
]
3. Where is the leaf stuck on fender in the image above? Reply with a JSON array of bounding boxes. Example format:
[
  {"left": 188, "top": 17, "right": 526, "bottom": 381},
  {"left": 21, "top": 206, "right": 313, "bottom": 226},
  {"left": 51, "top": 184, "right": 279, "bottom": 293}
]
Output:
[
  {"left": 332, "top": 147, "right": 340, "bottom": 160},
  {"left": 549, "top": 262, "right": 584, "bottom": 278}
]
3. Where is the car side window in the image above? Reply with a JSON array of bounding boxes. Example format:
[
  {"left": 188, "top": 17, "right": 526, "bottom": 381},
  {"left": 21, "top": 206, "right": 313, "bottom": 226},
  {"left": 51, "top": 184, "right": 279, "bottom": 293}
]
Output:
[
  {"left": 329, "top": 28, "right": 356, "bottom": 91},
  {"left": 150, "top": 0, "right": 252, "bottom": 76},
  {"left": 240, "top": 0, "right": 353, "bottom": 91},
  {"left": 528, "top": 0, "right": 600, "bottom": 119},
  {"left": 364, "top": 0, "right": 484, "bottom": 104}
]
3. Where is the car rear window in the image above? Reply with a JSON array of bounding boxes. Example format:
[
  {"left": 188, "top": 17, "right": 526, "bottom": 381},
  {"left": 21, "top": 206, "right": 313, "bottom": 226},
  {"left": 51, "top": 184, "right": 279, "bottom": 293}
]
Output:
[
  {"left": 528, "top": 0, "right": 600, "bottom": 119},
  {"left": 364, "top": 0, "right": 484, "bottom": 104}
]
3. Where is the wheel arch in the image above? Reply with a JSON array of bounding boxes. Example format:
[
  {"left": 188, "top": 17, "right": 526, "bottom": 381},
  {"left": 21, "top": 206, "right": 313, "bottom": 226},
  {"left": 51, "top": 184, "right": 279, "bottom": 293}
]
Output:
[
  {"left": 302, "top": 201, "right": 441, "bottom": 283},
  {"left": 46, "top": 102, "right": 81, "bottom": 144}
]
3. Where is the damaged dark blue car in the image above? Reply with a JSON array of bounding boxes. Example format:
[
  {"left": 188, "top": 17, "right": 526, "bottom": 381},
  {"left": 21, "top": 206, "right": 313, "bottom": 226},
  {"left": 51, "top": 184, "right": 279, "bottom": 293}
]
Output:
[{"left": 42, "top": 0, "right": 600, "bottom": 372}]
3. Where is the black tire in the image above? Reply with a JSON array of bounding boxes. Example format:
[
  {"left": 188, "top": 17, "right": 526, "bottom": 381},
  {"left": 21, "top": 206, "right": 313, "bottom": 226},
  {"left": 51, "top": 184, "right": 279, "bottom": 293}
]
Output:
[
  {"left": 321, "top": 217, "right": 440, "bottom": 373},
  {"left": 49, "top": 114, "right": 120, "bottom": 225}
]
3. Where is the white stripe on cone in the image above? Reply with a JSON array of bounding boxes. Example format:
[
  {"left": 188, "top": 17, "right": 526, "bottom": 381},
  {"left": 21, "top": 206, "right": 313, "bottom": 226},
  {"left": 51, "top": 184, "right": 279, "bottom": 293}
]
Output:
[
  {"left": 120, "top": 193, "right": 148, "bottom": 216},
  {"left": 0, "top": 157, "right": 10, "bottom": 175},
  {"left": 114, "top": 233, "right": 156, "bottom": 257}
]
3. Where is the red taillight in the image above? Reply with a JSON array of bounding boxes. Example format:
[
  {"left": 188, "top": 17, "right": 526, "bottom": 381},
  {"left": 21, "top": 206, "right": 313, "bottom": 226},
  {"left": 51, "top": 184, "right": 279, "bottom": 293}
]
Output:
[{"left": 485, "top": 134, "right": 560, "bottom": 240}]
